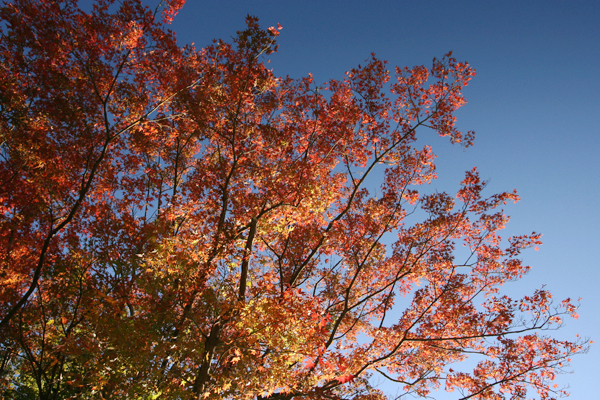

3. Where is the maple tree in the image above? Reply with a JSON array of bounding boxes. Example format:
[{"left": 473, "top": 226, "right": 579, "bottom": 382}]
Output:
[{"left": 0, "top": 0, "right": 588, "bottom": 399}]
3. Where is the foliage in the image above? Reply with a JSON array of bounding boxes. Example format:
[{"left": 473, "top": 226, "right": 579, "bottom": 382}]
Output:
[{"left": 0, "top": 1, "right": 587, "bottom": 399}]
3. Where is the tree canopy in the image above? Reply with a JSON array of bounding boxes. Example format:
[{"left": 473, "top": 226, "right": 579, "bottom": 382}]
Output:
[{"left": 0, "top": 1, "right": 587, "bottom": 399}]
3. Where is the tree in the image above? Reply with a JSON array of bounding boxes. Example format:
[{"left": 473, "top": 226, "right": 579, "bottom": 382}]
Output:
[{"left": 0, "top": 1, "right": 587, "bottom": 399}]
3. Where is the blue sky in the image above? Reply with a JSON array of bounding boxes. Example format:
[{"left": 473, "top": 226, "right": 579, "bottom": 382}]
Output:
[{"left": 167, "top": 1, "right": 599, "bottom": 398}]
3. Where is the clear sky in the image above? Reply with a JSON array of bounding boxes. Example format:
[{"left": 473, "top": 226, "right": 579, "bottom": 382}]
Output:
[{"left": 167, "top": 1, "right": 599, "bottom": 398}]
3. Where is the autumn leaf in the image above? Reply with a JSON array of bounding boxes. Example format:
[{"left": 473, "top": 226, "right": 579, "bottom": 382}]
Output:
[
  {"left": 336, "top": 374, "right": 355, "bottom": 384},
  {"left": 0, "top": 2, "right": 587, "bottom": 400}
]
